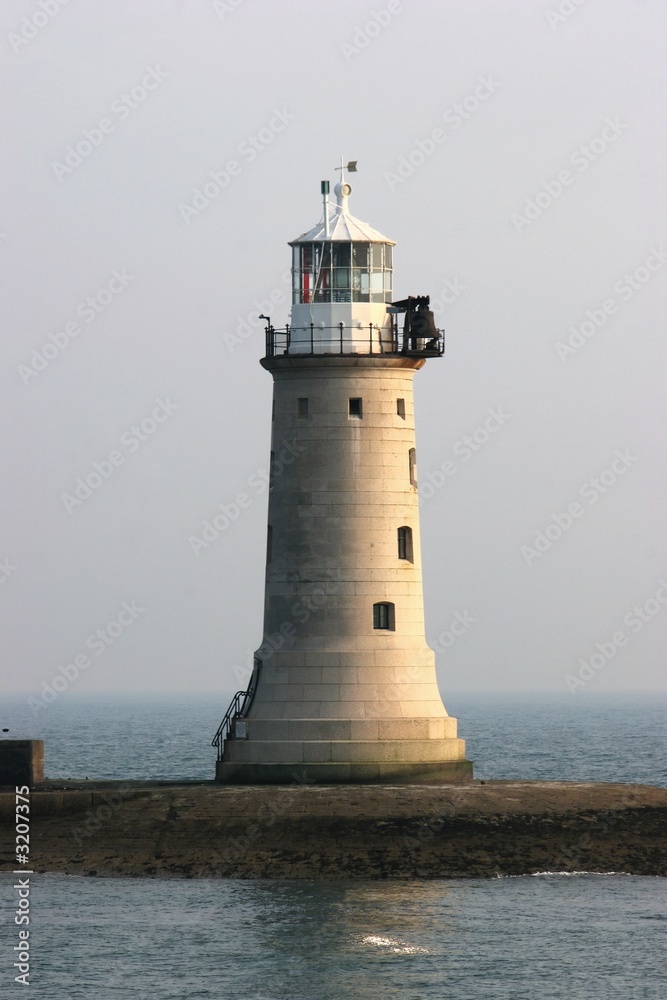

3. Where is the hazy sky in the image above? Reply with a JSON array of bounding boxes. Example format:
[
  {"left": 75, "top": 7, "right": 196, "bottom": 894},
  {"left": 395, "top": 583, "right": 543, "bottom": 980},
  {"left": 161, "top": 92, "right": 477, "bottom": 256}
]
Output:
[{"left": 2, "top": 0, "right": 665, "bottom": 711}]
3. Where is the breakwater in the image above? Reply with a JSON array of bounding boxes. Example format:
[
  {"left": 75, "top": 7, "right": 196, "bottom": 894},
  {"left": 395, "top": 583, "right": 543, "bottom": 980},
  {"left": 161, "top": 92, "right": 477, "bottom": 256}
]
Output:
[{"left": 1, "top": 780, "right": 665, "bottom": 879}]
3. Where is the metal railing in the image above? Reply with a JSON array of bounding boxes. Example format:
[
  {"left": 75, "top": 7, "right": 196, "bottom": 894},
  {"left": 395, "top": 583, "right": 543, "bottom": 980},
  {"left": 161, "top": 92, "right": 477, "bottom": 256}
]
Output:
[
  {"left": 211, "top": 661, "right": 261, "bottom": 761},
  {"left": 264, "top": 322, "right": 444, "bottom": 359}
]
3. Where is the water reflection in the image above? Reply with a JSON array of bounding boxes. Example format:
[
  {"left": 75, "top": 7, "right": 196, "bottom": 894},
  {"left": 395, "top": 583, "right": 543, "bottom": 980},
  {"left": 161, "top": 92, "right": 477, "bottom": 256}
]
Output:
[
  {"left": 233, "top": 880, "right": 460, "bottom": 998},
  {"left": 15, "top": 874, "right": 667, "bottom": 1000}
]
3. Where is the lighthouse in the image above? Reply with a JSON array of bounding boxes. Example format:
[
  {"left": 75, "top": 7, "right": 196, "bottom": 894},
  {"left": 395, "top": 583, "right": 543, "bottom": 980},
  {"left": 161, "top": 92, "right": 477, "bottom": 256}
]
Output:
[{"left": 214, "top": 164, "right": 472, "bottom": 783}]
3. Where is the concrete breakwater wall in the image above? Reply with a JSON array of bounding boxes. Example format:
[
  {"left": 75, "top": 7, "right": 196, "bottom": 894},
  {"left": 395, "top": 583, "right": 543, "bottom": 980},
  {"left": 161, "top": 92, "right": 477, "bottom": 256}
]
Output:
[{"left": 1, "top": 781, "right": 665, "bottom": 879}]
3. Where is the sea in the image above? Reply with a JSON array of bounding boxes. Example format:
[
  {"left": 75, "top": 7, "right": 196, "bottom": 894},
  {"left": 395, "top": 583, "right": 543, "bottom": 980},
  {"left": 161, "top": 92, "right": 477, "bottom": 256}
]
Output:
[{"left": 1, "top": 692, "right": 665, "bottom": 1000}]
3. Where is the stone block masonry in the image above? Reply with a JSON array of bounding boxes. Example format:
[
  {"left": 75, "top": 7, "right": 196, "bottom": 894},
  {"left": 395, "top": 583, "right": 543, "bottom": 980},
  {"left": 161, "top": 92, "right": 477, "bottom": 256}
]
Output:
[{"left": 219, "top": 356, "right": 471, "bottom": 784}]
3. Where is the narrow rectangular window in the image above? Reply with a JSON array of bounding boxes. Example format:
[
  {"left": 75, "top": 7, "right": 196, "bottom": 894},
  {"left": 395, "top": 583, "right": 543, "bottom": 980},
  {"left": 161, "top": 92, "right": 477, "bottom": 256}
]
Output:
[
  {"left": 397, "top": 398, "right": 405, "bottom": 419},
  {"left": 298, "top": 397, "right": 309, "bottom": 418},
  {"left": 267, "top": 525, "right": 273, "bottom": 564},
  {"left": 269, "top": 450, "right": 275, "bottom": 491},
  {"left": 349, "top": 397, "right": 363, "bottom": 418},
  {"left": 398, "top": 526, "right": 413, "bottom": 562},
  {"left": 409, "top": 447, "right": 417, "bottom": 487},
  {"left": 373, "top": 602, "right": 395, "bottom": 631}
]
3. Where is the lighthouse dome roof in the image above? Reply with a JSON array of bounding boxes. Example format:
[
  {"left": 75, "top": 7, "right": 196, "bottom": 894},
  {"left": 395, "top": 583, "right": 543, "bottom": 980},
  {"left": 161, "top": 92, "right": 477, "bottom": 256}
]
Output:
[{"left": 289, "top": 178, "right": 395, "bottom": 245}]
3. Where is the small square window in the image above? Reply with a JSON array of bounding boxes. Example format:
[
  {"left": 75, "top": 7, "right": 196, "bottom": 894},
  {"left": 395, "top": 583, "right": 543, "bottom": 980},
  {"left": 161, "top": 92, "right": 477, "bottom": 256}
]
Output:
[
  {"left": 298, "top": 397, "right": 309, "bottom": 418},
  {"left": 349, "top": 398, "right": 363, "bottom": 418},
  {"left": 397, "top": 398, "right": 405, "bottom": 419}
]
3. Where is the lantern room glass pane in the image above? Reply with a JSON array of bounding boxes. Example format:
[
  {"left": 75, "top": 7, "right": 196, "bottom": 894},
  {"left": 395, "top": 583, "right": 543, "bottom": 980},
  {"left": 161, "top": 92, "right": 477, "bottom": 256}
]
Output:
[
  {"left": 353, "top": 244, "right": 369, "bottom": 267},
  {"left": 314, "top": 263, "right": 330, "bottom": 302},
  {"left": 333, "top": 268, "right": 350, "bottom": 289},
  {"left": 352, "top": 269, "right": 370, "bottom": 293},
  {"left": 352, "top": 268, "right": 369, "bottom": 302},
  {"left": 301, "top": 271, "right": 314, "bottom": 303},
  {"left": 371, "top": 244, "right": 383, "bottom": 268},
  {"left": 370, "top": 271, "right": 384, "bottom": 302},
  {"left": 315, "top": 267, "right": 330, "bottom": 292},
  {"left": 301, "top": 244, "right": 314, "bottom": 268},
  {"left": 332, "top": 243, "right": 351, "bottom": 267}
]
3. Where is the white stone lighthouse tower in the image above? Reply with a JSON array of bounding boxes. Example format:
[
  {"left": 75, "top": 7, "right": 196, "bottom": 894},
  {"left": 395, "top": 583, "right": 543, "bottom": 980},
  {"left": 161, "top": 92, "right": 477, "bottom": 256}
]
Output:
[{"left": 214, "top": 164, "right": 472, "bottom": 783}]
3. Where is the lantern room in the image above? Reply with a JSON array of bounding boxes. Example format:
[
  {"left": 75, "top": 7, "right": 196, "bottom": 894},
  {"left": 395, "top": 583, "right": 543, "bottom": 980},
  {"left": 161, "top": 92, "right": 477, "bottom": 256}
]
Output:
[
  {"left": 262, "top": 164, "right": 444, "bottom": 359},
  {"left": 292, "top": 239, "right": 393, "bottom": 305}
]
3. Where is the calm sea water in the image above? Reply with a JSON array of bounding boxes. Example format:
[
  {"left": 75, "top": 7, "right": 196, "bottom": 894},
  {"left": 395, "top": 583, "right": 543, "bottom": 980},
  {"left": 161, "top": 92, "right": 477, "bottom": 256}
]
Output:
[
  {"left": 1, "top": 693, "right": 665, "bottom": 998},
  {"left": 1, "top": 690, "right": 665, "bottom": 785}
]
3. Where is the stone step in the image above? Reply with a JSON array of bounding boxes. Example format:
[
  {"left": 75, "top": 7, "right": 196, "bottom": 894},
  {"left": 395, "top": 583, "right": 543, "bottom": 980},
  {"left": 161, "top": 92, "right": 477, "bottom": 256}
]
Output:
[
  {"left": 242, "top": 717, "right": 458, "bottom": 741},
  {"left": 223, "top": 737, "right": 467, "bottom": 765}
]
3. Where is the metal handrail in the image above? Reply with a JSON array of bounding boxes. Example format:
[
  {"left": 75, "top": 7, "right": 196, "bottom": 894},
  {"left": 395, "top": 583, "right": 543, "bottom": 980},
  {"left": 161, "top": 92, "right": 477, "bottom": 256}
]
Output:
[
  {"left": 211, "top": 691, "right": 246, "bottom": 756},
  {"left": 263, "top": 321, "right": 444, "bottom": 359},
  {"left": 211, "top": 660, "right": 262, "bottom": 761}
]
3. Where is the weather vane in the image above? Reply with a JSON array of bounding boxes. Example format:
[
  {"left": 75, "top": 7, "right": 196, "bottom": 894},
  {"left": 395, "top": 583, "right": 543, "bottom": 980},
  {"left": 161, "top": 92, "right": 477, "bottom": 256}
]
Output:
[{"left": 335, "top": 157, "right": 357, "bottom": 176}]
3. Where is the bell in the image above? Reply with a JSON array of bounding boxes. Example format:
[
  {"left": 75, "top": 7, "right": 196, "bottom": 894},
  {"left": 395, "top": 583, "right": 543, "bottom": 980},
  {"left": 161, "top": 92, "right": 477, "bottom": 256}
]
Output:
[{"left": 410, "top": 305, "right": 439, "bottom": 343}]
